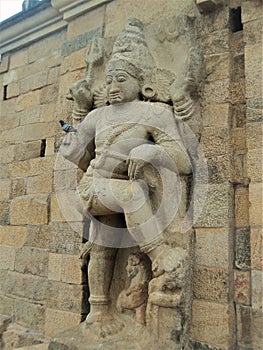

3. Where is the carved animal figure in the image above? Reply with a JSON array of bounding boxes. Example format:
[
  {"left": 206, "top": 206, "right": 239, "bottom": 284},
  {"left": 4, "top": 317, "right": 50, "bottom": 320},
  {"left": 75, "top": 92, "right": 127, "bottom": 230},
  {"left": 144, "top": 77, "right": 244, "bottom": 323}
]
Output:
[{"left": 117, "top": 252, "right": 151, "bottom": 325}]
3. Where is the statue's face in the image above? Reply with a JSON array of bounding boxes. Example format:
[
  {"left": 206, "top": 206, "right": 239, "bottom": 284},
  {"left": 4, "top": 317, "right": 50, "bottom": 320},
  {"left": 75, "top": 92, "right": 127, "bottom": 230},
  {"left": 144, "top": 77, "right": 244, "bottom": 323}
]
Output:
[{"left": 106, "top": 70, "right": 140, "bottom": 105}]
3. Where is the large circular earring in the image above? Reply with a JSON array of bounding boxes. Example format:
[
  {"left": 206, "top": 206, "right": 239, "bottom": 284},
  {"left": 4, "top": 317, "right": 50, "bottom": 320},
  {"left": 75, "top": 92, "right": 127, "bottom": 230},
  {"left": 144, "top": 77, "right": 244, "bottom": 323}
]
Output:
[{"left": 141, "top": 84, "right": 156, "bottom": 100}]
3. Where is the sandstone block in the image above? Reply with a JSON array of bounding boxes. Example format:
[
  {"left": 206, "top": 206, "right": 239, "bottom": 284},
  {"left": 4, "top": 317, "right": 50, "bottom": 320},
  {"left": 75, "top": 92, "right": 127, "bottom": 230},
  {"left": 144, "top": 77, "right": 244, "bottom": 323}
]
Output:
[
  {"left": 22, "top": 122, "right": 58, "bottom": 142},
  {"left": 25, "top": 225, "right": 51, "bottom": 250},
  {"left": 9, "top": 50, "right": 28, "bottom": 70},
  {"left": 0, "top": 225, "right": 26, "bottom": 247},
  {"left": 251, "top": 308, "right": 263, "bottom": 350},
  {"left": 39, "top": 103, "right": 57, "bottom": 123},
  {"left": 236, "top": 304, "right": 252, "bottom": 347},
  {"left": 46, "top": 281, "right": 85, "bottom": 313},
  {"left": 246, "top": 99, "right": 263, "bottom": 124},
  {"left": 1, "top": 127, "right": 22, "bottom": 146},
  {"left": 0, "top": 55, "right": 9, "bottom": 73},
  {"left": 235, "top": 228, "right": 251, "bottom": 269},
  {"left": 230, "top": 80, "right": 245, "bottom": 104},
  {"left": 0, "top": 245, "right": 16, "bottom": 270},
  {"left": 231, "top": 128, "right": 247, "bottom": 155},
  {"left": 232, "top": 54, "right": 245, "bottom": 82},
  {"left": 16, "top": 90, "right": 40, "bottom": 112},
  {"left": 40, "top": 84, "right": 59, "bottom": 105},
  {"left": 245, "top": 45, "right": 262, "bottom": 100},
  {"left": 47, "top": 66, "right": 60, "bottom": 85},
  {"left": 5, "top": 271, "right": 47, "bottom": 302},
  {"left": 28, "top": 31, "right": 65, "bottom": 63},
  {"left": 29, "top": 156, "right": 55, "bottom": 176},
  {"left": 195, "top": 7, "right": 229, "bottom": 37},
  {"left": 232, "top": 103, "right": 246, "bottom": 128},
  {"left": 191, "top": 300, "right": 235, "bottom": 349},
  {"left": 60, "top": 48, "right": 87, "bottom": 75},
  {"left": 195, "top": 183, "right": 234, "bottom": 227},
  {"left": 234, "top": 270, "right": 251, "bottom": 305},
  {"left": 15, "top": 247, "right": 49, "bottom": 277},
  {"left": 1, "top": 98, "right": 16, "bottom": 116},
  {"left": 202, "top": 103, "right": 230, "bottom": 128},
  {"left": 45, "top": 138, "right": 55, "bottom": 156},
  {"left": 44, "top": 308, "right": 81, "bottom": 338},
  {"left": 48, "top": 222, "right": 82, "bottom": 255},
  {"left": 61, "top": 254, "right": 82, "bottom": 284},
  {"left": 50, "top": 192, "right": 82, "bottom": 223},
  {"left": 48, "top": 253, "right": 62, "bottom": 281},
  {"left": 0, "top": 113, "right": 19, "bottom": 132},
  {"left": 206, "top": 155, "right": 232, "bottom": 184},
  {"left": 54, "top": 169, "right": 78, "bottom": 192},
  {"left": 203, "top": 79, "right": 230, "bottom": 104},
  {"left": 194, "top": 265, "right": 229, "bottom": 302},
  {"left": 242, "top": 0, "right": 263, "bottom": 23},
  {"left": 247, "top": 148, "right": 263, "bottom": 183},
  {"left": 197, "top": 29, "right": 229, "bottom": 55},
  {"left": 11, "top": 178, "right": 26, "bottom": 198},
  {"left": 1, "top": 323, "right": 43, "bottom": 349},
  {"left": 7, "top": 82, "right": 19, "bottom": 98},
  {"left": 250, "top": 227, "right": 263, "bottom": 271},
  {"left": 249, "top": 183, "right": 263, "bottom": 227},
  {"left": 0, "top": 269, "right": 8, "bottom": 292},
  {"left": 0, "top": 164, "right": 9, "bottom": 179},
  {"left": 10, "top": 195, "right": 48, "bottom": 225},
  {"left": 20, "top": 71, "right": 48, "bottom": 94},
  {"left": 205, "top": 53, "right": 230, "bottom": 82},
  {"left": 27, "top": 173, "right": 53, "bottom": 195},
  {"left": 18, "top": 106, "right": 40, "bottom": 126},
  {"left": 0, "top": 179, "right": 11, "bottom": 200},
  {"left": 0, "top": 145, "right": 15, "bottom": 164},
  {"left": 201, "top": 127, "right": 230, "bottom": 157},
  {"left": 0, "top": 295, "right": 14, "bottom": 316},
  {"left": 246, "top": 122, "right": 263, "bottom": 150},
  {"left": 0, "top": 200, "right": 10, "bottom": 225},
  {"left": 235, "top": 186, "right": 249, "bottom": 227},
  {"left": 14, "top": 299, "right": 45, "bottom": 331},
  {"left": 195, "top": 228, "right": 230, "bottom": 268},
  {"left": 251, "top": 270, "right": 263, "bottom": 310},
  {"left": 14, "top": 141, "right": 42, "bottom": 161}
]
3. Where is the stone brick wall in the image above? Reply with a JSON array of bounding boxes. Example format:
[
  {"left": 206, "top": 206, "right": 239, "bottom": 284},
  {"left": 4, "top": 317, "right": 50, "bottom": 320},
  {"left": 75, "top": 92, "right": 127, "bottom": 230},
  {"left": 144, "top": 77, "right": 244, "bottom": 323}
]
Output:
[{"left": 0, "top": 0, "right": 261, "bottom": 348}]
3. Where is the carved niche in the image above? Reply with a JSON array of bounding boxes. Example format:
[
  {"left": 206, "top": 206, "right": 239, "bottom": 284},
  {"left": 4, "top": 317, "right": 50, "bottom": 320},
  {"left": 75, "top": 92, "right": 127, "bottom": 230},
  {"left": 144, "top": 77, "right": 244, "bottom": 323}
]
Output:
[{"left": 50, "top": 16, "right": 205, "bottom": 350}]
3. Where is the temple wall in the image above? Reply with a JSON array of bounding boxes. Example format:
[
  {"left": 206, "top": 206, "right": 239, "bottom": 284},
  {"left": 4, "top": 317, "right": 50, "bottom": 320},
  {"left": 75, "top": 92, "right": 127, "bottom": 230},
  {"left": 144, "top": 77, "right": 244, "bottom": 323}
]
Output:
[{"left": 0, "top": 0, "right": 261, "bottom": 348}]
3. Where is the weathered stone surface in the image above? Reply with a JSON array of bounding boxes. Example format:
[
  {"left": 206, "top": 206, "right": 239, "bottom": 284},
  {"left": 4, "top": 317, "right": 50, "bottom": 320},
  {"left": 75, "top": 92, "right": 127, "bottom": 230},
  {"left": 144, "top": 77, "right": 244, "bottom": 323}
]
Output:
[
  {"left": 232, "top": 103, "right": 246, "bottom": 128},
  {"left": 15, "top": 247, "right": 49, "bottom": 277},
  {"left": 242, "top": 0, "right": 263, "bottom": 23},
  {"left": 16, "top": 90, "right": 41, "bottom": 112},
  {"left": 236, "top": 304, "right": 252, "bottom": 347},
  {"left": 251, "top": 270, "right": 263, "bottom": 310},
  {"left": 0, "top": 200, "right": 10, "bottom": 225},
  {"left": 20, "top": 71, "right": 48, "bottom": 94},
  {"left": 0, "top": 295, "right": 14, "bottom": 316},
  {"left": 5, "top": 271, "right": 47, "bottom": 302},
  {"left": 24, "top": 225, "right": 51, "bottom": 250},
  {"left": 9, "top": 50, "right": 28, "bottom": 70},
  {"left": 0, "top": 145, "right": 15, "bottom": 164},
  {"left": 195, "top": 184, "right": 233, "bottom": 227},
  {"left": 202, "top": 103, "right": 230, "bottom": 128},
  {"left": 40, "top": 84, "right": 59, "bottom": 105},
  {"left": 244, "top": 45, "right": 262, "bottom": 100},
  {"left": 0, "top": 245, "right": 16, "bottom": 270},
  {"left": 46, "top": 281, "right": 86, "bottom": 314},
  {"left": 194, "top": 265, "right": 229, "bottom": 302},
  {"left": 44, "top": 308, "right": 81, "bottom": 338},
  {"left": 202, "top": 79, "right": 230, "bottom": 104},
  {"left": 0, "top": 112, "right": 19, "bottom": 133},
  {"left": 50, "top": 192, "right": 82, "bottom": 223},
  {"left": 235, "top": 186, "right": 249, "bottom": 227},
  {"left": 61, "top": 254, "right": 82, "bottom": 284},
  {"left": 251, "top": 308, "right": 263, "bottom": 350},
  {"left": 22, "top": 122, "right": 58, "bottom": 142},
  {"left": 250, "top": 227, "right": 263, "bottom": 271},
  {"left": 235, "top": 228, "right": 251, "bottom": 269},
  {"left": 205, "top": 53, "right": 230, "bottom": 82},
  {"left": 48, "top": 253, "right": 62, "bottom": 281},
  {"left": 201, "top": 127, "right": 230, "bottom": 157},
  {"left": 246, "top": 99, "right": 263, "bottom": 124},
  {"left": 0, "top": 225, "right": 26, "bottom": 247},
  {"left": 195, "top": 228, "right": 230, "bottom": 268},
  {"left": 191, "top": 300, "right": 235, "bottom": 349},
  {"left": 0, "top": 179, "right": 11, "bottom": 200},
  {"left": 247, "top": 148, "right": 263, "bottom": 183},
  {"left": 9, "top": 157, "right": 54, "bottom": 179},
  {"left": 27, "top": 173, "right": 53, "bottom": 195},
  {"left": 14, "top": 141, "right": 42, "bottom": 161},
  {"left": 10, "top": 195, "right": 48, "bottom": 225},
  {"left": 48, "top": 222, "right": 82, "bottom": 255},
  {"left": 11, "top": 178, "right": 25, "bottom": 198},
  {"left": 234, "top": 270, "right": 251, "bottom": 305},
  {"left": 249, "top": 183, "right": 263, "bottom": 227},
  {"left": 14, "top": 299, "right": 45, "bottom": 331}
]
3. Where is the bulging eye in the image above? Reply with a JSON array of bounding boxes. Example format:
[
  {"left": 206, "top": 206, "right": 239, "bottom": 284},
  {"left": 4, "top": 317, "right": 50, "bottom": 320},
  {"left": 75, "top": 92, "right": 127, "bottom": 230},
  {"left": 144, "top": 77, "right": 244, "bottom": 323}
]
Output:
[
  {"left": 117, "top": 75, "right": 127, "bottom": 82},
  {"left": 106, "top": 77, "right": 113, "bottom": 85}
]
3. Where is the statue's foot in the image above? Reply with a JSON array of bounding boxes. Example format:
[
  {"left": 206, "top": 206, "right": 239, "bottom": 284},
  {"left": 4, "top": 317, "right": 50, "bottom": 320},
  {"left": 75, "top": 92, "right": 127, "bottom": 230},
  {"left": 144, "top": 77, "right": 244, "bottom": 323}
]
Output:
[{"left": 85, "top": 311, "right": 124, "bottom": 338}]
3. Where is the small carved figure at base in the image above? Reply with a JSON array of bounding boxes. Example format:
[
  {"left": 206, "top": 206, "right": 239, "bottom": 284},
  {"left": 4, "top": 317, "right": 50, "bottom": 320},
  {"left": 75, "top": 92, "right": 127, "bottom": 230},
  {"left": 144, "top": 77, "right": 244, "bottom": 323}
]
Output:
[{"left": 117, "top": 252, "right": 151, "bottom": 325}]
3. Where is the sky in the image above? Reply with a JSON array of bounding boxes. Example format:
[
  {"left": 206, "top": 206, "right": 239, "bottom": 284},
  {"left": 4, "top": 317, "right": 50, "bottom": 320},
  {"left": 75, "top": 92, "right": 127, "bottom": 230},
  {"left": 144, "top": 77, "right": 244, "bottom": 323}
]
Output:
[{"left": 0, "top": 0, "right": 24, "bottom": 22}]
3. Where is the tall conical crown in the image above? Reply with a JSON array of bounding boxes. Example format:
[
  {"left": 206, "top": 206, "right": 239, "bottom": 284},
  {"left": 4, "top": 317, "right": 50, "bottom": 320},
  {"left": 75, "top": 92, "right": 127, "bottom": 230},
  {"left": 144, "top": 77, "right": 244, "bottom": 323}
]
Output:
[{"left": 106, "top": 18, "right": 155, "bottom": 83}]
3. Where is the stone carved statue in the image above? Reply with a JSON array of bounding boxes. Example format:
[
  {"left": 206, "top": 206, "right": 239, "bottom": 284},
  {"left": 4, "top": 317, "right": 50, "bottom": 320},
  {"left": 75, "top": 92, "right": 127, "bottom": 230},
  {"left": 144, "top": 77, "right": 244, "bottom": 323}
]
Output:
[
  {"left": 56, "top": 17, "right": 203, "bottom": 350},
  {"left": 116, "top": 252, "right": 152, "bottom": 325}
]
